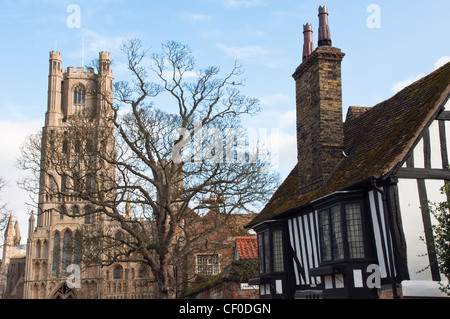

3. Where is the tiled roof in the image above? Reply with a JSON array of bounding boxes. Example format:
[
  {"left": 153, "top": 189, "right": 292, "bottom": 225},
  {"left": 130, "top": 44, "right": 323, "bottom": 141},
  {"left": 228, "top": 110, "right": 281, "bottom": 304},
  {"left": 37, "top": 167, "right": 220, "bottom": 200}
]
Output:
[
  {"left": 248, "top": 62, "right": 450, "bottom": 228},
  {"left": 346, "top": 106, "right": 371, "bottom": 121},
  {"left": 235, "top": 236, "right": 258, "bottom": 260}
]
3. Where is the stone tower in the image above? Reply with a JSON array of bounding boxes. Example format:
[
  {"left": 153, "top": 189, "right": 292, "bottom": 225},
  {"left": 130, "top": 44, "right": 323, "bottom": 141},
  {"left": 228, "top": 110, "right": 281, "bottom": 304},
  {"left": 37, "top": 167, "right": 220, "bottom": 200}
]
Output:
[
  {"left": 293, "top": 5, "right": 345, "bottom": 195},
  {"left": 0, "top": 214, "right": 26, "bottom": 299},
  {"left": 23, "top": 51, "right": 154, "bottom": 299}
]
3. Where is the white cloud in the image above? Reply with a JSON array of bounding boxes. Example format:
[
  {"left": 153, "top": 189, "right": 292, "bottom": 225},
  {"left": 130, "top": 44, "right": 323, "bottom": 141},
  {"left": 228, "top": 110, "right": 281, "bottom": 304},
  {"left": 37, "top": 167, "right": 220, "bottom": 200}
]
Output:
[
  {"left": 216, "top": 43, "right": 270, "bottom": 60},
  {"left": 180, "top": 13, "right": 212, "bottom": 24},
  {"left": 392, "top": 56, "right": 450, "bottom": 93},
  {"left": 266, "top": 125, "right": 297, "bottom": 176},
  {"left": 278, "top": 109, "right": 296, "bottom": 129},
  {"left": 215, "top": 43, "right": 288, "bottom": 69},
  {"left": 65, "top": 29, "right": 127, "bottom": 66},
  {"left": 434, "top": 56, "right": 450, "bottom": 70},
  {"left": 259, "top": 93, "right": 291, "bottom": 106},
  {"left": 217, "top": 0, "right": 267, "bottom": 8},
  {"left": 0, "top": 119, "right": 42, "bottom": 226},
  {"left": 391, "top": 73, "right": 425, "bottom": 93},
  {"left": 241, "top": 107, "right": 297, "bottom": 177}
]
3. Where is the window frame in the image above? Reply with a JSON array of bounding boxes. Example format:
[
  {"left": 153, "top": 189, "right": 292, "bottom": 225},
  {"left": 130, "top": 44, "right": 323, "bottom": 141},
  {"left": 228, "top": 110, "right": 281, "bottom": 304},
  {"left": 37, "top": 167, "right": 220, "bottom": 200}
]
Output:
[
  {"left": 195, "top": 254, "right": 220, "bottom": 276},
  {"left": 256, "top": 221, "right": 286, "bottom": 275},
  {"left": 52, "top": 232, "right": 61, "bottom": 276},
  {"left": 317, "top": 196, "right": 367, "bottom": 265},
  {"left": 84, "top": 205, "right": 95, "bottom": 225},
  {"left": 113, "top": 265, "right": 123, "bottom": 280},
  {"left": 73, "top": 85, "right": 86, "bottom": 105}
]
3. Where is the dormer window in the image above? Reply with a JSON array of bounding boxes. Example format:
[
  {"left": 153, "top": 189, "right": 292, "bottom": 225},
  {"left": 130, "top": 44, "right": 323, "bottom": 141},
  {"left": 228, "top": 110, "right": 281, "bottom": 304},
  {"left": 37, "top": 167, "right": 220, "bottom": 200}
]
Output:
[{"left": 73, "top": 86, "right": 85, "bottom": 105}]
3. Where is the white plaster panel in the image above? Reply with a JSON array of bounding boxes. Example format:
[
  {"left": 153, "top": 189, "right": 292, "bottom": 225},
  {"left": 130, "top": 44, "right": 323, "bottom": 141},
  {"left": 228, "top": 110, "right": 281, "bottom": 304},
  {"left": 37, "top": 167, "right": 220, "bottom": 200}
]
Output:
[
  {"left": 397, "top": 178, "right": 431, "bottom": 280},
  {"left": 429, "top": 120, "right": 443, "bottom": 169},
  {"left": 413, "top": 138, "right": 425, "bottom": 168}
]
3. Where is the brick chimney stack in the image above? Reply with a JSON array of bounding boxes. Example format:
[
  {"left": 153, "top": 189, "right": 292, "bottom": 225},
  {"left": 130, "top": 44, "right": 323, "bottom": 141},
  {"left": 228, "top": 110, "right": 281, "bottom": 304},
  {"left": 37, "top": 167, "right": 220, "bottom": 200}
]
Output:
[{"left": 293, "top": 6, "right": 345, "bottom": 195}]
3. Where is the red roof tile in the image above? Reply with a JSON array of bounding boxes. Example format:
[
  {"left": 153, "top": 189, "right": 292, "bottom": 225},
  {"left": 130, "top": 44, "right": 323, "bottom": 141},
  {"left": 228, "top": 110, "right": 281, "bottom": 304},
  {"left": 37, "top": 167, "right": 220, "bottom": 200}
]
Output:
[{"left": 235, "top": 236, "right": 258, "bottom": 260}]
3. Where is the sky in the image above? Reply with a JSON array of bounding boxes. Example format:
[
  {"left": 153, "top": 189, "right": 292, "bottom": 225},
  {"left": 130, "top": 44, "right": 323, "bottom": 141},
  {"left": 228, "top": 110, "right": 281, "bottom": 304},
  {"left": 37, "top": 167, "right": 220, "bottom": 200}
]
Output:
[{"left": 0, "top": 0, "right": 449, "bottom": 235}]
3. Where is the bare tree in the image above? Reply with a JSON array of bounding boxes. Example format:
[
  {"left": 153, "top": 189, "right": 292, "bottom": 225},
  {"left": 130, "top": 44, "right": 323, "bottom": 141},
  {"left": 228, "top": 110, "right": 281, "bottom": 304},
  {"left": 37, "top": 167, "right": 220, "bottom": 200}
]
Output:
[{"left": 17, "top": 39, "right": 279, "bottom": 299}]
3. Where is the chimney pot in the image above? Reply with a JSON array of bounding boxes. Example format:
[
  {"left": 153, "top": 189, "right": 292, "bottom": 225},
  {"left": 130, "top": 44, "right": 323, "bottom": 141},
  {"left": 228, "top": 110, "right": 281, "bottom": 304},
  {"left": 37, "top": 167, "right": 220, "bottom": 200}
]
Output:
[
  {"left": 318, "top": 5, "right": 332, "bottom": 46},
  {"left": 302, "top": 23, "right": 314, "bottom": 61}
]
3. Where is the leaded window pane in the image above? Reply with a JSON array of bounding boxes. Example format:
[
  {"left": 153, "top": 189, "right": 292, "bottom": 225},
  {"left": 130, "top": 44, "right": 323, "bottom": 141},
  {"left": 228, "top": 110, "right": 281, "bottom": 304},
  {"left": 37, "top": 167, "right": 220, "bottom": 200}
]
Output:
[
  {"left": 331, "top": 206, "right": 344, "bottom": 260},
  {"left": 62, "top": 231, "right": 72, "bottom": 274},
  {"left": 346, "top": 203, "right": 365, "bottom": 259},
  {"left": 272, "top": 230, "right": 284, "bottom": 272},
  {"left": 264, "top": 231, "right": 270, "bottom": 273},
  {"left": 74, "top": 232, "right": 82, "bottom": 265},
  {"left": 52, "top": 233, "right": 60, "bottom": 276},
  {"left": 320, "top": 210, "right": 332, "bottom": 262},
  {"left": 258, "top": 233, "right": 265, "bottom": 273}
]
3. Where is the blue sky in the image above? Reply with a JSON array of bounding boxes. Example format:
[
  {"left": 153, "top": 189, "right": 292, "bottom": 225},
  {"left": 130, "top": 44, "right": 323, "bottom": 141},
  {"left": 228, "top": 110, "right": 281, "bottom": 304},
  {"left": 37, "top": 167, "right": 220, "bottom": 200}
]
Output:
[{"left": 0, "top": 0, "right": 449, "bottom": 232}]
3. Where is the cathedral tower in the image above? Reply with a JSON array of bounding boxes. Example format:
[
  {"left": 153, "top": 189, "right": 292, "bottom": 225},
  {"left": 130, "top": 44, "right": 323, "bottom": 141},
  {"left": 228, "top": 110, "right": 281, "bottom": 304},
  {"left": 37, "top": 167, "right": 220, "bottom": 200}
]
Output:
[
  {"left": 25, "top": 51, "right": 113, "bottom": 299},
  {"left": 24, "top": 50, "right": 155, "bottom": 299}
]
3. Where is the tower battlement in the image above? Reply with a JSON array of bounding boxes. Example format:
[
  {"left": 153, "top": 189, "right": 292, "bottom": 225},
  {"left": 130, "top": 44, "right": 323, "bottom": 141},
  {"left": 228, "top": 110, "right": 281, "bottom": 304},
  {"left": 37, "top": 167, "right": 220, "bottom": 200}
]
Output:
[
  {"left": 99, "top": 51, "right": 111, "bottom": 59},
  {"left": 66, "top": 66, "right": 96, "bottom": 75},
  {"left": 49, "top": 51, "right": 61, "bottom": 59}
]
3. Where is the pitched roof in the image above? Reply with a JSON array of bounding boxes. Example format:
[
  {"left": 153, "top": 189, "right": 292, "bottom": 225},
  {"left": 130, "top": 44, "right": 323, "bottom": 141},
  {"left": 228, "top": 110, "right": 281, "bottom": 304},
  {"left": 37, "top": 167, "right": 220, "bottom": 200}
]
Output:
[
  {"left": 346, "top": 106, "right": 371, "bottom": 121},
  {"left": 235, "top": 236, "right": 258, "bottom": 260},
  {"left": 248, "top": 62, "right": 450, "bottom": 228}
]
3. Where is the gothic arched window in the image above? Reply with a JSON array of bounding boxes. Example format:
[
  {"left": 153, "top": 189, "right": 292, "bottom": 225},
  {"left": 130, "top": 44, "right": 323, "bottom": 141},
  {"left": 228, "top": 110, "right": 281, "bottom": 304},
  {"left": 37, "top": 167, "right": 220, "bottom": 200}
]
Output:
[
  {"left": 84, "top": 205, "right": 95, "bottom": 224},
  {"left": 62, "top": 231, "right": 73, "bottom": 274},
  {"left": 72, "top": 205, "right": 79, "bottom": 218},
  {"left": 73, "top": 85, "right": 86, "bottom": 105},
  {"left": 138, "top": 266, "right": 148, "bottom": 278},
  {"left": 35, "top": 240, "right": 41, "bottom": 258},
  {"left": 113, "top": 265, "right": 123, "bottom": 280},
  {"left": 61, "top": 174, "right": 68, "bottom": 193},
  {"left": 42, "top": 240, "right": 49, "bottom": 258},
  {"left": 74, "top": 232, "right": 82, "bottom": 266},
  {"left": 52, "top": 232, "right": 61, "bottom": 276}
]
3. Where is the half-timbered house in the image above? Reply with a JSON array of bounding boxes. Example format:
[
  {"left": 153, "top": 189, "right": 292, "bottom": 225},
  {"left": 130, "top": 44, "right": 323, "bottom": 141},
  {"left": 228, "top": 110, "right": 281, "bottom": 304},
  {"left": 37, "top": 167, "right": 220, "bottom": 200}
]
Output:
[{"left": 247, "top": 6, "right": 450, "bottom": 299}]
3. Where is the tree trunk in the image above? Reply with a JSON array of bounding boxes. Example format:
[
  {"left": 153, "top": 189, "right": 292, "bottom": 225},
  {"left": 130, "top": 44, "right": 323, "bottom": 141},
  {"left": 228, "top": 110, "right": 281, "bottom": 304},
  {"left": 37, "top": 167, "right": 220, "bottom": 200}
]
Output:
[{"left": 157, "top": 253, "right": 177, "bottom": 299}]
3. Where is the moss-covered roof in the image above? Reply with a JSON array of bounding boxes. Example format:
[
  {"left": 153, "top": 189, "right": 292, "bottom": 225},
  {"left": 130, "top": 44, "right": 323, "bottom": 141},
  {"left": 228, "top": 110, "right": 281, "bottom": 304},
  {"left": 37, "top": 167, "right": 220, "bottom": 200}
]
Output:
[{"left": 248, "top": 62, "right": 450, "bottom": 228}]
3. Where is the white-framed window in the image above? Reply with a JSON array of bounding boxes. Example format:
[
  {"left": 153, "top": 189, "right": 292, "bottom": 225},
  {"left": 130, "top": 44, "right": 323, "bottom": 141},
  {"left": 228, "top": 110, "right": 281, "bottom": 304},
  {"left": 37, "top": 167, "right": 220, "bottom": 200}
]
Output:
[{"left": 196, "top": 254, "right": 219, "bottom": 275}]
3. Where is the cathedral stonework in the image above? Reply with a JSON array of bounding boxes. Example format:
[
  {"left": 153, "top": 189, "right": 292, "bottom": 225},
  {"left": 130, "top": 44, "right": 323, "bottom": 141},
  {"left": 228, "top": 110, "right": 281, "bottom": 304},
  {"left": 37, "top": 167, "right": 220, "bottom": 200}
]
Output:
[{"left": 1, "top": 51, "right": 155, "bottom": 299}]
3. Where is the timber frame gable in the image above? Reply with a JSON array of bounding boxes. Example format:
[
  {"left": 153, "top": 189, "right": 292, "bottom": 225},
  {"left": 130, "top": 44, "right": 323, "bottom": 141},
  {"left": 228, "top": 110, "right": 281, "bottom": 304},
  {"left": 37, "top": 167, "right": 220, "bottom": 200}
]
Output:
[{"left": 247, "top": 8, "right": 450, "bottom": 298}]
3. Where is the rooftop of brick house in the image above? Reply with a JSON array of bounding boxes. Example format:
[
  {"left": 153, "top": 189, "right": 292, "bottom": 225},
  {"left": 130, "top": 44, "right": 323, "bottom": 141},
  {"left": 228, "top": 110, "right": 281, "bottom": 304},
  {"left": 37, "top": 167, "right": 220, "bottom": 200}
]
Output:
[{"left": 235, "top": 236, "right": 258, "bottom": 260}]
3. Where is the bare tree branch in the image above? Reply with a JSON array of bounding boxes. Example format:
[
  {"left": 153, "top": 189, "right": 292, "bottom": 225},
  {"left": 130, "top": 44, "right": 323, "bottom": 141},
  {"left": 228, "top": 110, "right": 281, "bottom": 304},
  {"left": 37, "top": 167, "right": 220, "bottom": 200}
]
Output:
[{"left": 17, "top": 39, "right": 279, "bottom": 299}]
